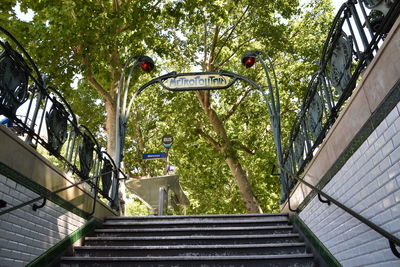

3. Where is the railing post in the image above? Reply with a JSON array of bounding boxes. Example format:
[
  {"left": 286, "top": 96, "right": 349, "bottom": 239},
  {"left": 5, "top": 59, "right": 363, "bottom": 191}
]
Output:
[{"left": 158, "top": 187, "right": 168, "bottom": 216}]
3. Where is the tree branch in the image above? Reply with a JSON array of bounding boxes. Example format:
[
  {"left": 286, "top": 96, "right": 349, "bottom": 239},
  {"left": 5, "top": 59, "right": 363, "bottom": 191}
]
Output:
[
  {"left": 152, "top": 0, "right": 162, "bottom": 9},
  {"left": 195, "top": 90, "right": 210, "bottom": 111},
  {"left": 232, "top": 141, "right": 255, "bottom": 155},
  {"left": 70, "top": 9, "right": 113, "bottom": 104},
  {"left": 117, "top": 25, "right": 130, "bottom": 33},
  {"left": 217, "top": 37, "right": 257, "bottom": 69},
  {"left": 208, "top": 25, "right": 220, "bottom": 70},
  {"left": 196, "top": 128, "right": 222, "bottom": 151},
  {"left": 214, "top": 5, "right": 250, "bottom": 62},
  {"left": 110, "top": 51, "right": 121, "bottom": 96},
  {"left": 202, "top": 22, "right": 208, "bottom": 70},
  {"left": 87, "top": 73, "right": 114, "bottom": 105},
  {"left": 77, "top": 45, "right": 113, "bottom": 104},
  {"left": 112, "top": 0, "right": 120, "bottom": 11},
  {"left": 217, "top": 5, "right": 238, "bottom": 39},
  {"left": 172, "top": 31, "right": 183, "bottom": 55},
  {"left": 223, "top": 87, "right": 254, "bottom": 122}
]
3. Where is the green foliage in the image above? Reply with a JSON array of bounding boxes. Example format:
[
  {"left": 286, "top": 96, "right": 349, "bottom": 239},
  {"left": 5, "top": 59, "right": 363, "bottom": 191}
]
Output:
[
  {"left": 2, "top": 0, "right": 334, "bottom": 215},
  {"left": 125, "top": 198, "right": 151, "bottom": 216}
]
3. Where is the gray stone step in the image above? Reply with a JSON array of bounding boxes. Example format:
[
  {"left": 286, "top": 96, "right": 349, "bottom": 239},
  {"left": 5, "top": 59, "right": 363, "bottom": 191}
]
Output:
[
  {"left": 60, "top": 254, "right": 316, "bottom": 267},
  {"left": 85, "top": 233, "right": 302, "bottom": 246},
  {"left": 60, "top": 213, "right": 317, "bottom": 266},
  {"left": 74, "top": 243, "right": 308, "bottom": 257},
  {"left": 104, "top": 213, "right": 289, "bottom": 222},
  {"left": 94, "top": 225, "right": 294, "bottom": 237},
  {"left": 101, "top": 217, "right": 289, "bottom": 229}
]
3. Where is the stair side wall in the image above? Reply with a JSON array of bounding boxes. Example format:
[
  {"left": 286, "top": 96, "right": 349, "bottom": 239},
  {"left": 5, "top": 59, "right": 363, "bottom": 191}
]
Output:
[
  {"left": 282, "top": 14, "right": 400, "bottom": 215},
  {"left": 0, "top": 123, "right": 118, "bottom": 266},
  {"left": 300, "top": 101, "right": 400, "bottom": 266},
  {"left": 0, "top": 173, "right": 87, "bottom": 266},
  {"left": 279, "top": 13, "right": 400, "bottom": 267}
]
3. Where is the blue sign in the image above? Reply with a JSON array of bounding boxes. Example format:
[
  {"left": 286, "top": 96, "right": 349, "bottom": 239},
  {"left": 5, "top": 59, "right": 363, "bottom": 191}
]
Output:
[{"left": 142, "top": 152, "right": 167, "bottom": 160}]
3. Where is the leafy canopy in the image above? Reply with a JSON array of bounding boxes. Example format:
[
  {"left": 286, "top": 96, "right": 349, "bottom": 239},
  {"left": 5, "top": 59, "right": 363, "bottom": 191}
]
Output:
[{"left": 1, "top": 0, "right": 334, "bottom": 214}]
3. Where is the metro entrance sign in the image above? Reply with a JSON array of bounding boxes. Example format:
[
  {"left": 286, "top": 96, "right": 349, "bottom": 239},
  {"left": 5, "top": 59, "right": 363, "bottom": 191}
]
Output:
[
  {"left": 163, "top": 74, "right": 231, "bottom": 90},
  {"left": 136, "top": 71, "right": 261, "bottom": 95},
  {"left": 136, "top": 71, "right": 244, "bottom": 92}
]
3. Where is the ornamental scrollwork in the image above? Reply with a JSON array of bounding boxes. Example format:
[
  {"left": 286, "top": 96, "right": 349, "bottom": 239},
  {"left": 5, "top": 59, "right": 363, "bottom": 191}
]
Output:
[
  {"left": 79, "top": 133, "right": 94, "bottom": 178},
  {"left": 294, "top": 130, "right": 306, "bottom": 168},
  {"left": 306, "top": 91, "right": 324, "bottom": 140},
  {"left": 284, "top": 150, "right": 296, "bottom": 184},
  {"left": 363, "top": 0, "right": 394, "bottom": 15},
  {"left": 0, "top": 46, "right": 30, "bottom": 117},
  {"left": 101, "top": 159, "right": 113, "bottom": 196},
  {"left": 46, "top": 99, "right": 68, "bottom": 154},
  {"left": 330, "top": 31, "right": 353, "bottom": 97}
]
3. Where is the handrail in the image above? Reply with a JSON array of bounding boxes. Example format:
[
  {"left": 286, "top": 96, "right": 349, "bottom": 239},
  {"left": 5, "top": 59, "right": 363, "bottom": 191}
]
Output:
[
  {"left": 0, "top": 169, "right": 116, "bottom": 217},
  {"left": 280, "top": 0, "right": 400, "bottom": 200},
  {"left": 276, "top": 1, "right": 400, "bottom": 258},
  {"left": 282, "top": 167, "right": 400, "bottom": 258},
  {"left": 0, "top": 26, "right": 126, "bottom": 214}
]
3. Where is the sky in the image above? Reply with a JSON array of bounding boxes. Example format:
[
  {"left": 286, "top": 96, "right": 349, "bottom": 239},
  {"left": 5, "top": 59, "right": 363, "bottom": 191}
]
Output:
[{"left": 332, "top": 0, "right": 345, "bottom": 11}]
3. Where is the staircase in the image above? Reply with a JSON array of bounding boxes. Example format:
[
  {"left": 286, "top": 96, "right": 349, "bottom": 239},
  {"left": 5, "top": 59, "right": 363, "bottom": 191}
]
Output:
[{"left": 60, "top": 213, "right": 319, "bottom": 266}]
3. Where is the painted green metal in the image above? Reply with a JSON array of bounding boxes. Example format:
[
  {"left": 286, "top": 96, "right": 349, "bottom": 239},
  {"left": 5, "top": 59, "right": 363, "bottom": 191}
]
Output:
[
  {"left": 282, "top": 82, "right": 400, "bottom": 258},
  {"left": 45, "top": 99, "right": 69, "bottom": 154},
  {"left": 26, "top": 217, "right": 103, "bottom": 267},
  {"left": 298, "top": 79, "right": 400, "bottom": 211},
  {"left": 0, "top": 26, "right": 124, "bottom": 215},
  {"left": 0, "top": 47, "right": 30, "bottom": 116},
  {"left": 113, "top": 55, "right": 155, "bottom": 211},
  {"left": 290, "top": 214, "right": 342, "bottom": 267},
  {"left": 281, "top": 0, "right": 400, "bottom": 202}
]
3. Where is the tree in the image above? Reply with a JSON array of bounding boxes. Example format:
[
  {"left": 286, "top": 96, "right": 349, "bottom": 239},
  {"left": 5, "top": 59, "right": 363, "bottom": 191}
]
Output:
[
  {"left": 1, "top": 0, "right": 334, "bottom": 214},
  {"left": 147, "top": 0, "right": 333, "bottom": 213},
  {"left": 1, "top": 0, "right": 170, "bottom": 155}
]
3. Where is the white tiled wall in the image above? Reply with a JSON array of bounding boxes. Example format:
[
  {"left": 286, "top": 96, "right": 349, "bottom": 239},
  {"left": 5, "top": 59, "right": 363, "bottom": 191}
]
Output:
[
  {"left": 0, "top": 175, "right": 87, "bottom": 266},
  {"left": 300, "top": 102, "right": 400, "bottom": 266}
]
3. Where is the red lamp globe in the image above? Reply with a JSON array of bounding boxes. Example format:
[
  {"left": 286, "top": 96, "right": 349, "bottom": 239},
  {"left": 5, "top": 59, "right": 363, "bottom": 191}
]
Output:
[
  {"left": 140, "top": 62, "right": 152, "bottom": 72},
  {"left": 243, "top": 57, "right": 256, "bottom": 68},
  {"left": 241, "top": 51, "right": 259, "bottom": 68},
  {"left": 138, "top": 56, "right": 155, "bottom": 73}
]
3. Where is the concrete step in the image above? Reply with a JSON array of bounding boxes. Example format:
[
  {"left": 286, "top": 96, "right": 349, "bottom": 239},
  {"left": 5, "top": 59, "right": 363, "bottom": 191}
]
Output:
[
  {"left": 104, "top": 213, "right": 289, "bottom": 222},
  {"left": 60, "top": 254, "right": 316, "bottom": 267},
  {"left": 101, "top": 217, "right": 289, "bottom": 229},
  {"left": 60, "top": 214, "right": 317, "bottom": 266},
  {"left": 93, "top": 225, "right": 294, "bottom": 237},
  {"left": 85, "top": 233, "right": 302, "bottom": 246},
  {"left": 74, "top": 243, "right": 309, "bottom": 257}
]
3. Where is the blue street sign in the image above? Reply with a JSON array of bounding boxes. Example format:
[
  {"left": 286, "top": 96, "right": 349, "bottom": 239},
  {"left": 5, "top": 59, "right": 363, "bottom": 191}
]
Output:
[{"left": 142, "top": 152, "right": 167, "bottom": 160}]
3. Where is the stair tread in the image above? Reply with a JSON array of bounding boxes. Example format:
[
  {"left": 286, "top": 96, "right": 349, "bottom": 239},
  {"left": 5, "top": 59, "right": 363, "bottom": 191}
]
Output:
[
  {"left": 95, "top": 225, "right": 292, "bottom": 232},
  {"left": 63, "top": 214, "right": 316, "bottom": 265},
  {"left": 61, "top": 254, "right": 314, "bottom": 261},
  {"left": 102, "top": 218, "right": 288, "bottom": 225},
  {"left": 104, "top": 213, "right": 289, "bottom": 220},
  {"left": 86, "top": 233, "right": 300, "bottom": 240},
  {"left": 75, "top": 243, "right": 307, "bottom": 250}
]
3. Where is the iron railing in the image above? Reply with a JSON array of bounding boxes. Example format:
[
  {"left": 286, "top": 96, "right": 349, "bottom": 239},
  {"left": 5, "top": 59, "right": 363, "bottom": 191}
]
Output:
[
  {"left": 280, "top": 0, "right": 400, "bottom": 259},
  {"left": 281, "top": 0, "right": 400, "bottom": 198},
  {"left": 0, "top": 26, "right": 125, "bottom": 215}
]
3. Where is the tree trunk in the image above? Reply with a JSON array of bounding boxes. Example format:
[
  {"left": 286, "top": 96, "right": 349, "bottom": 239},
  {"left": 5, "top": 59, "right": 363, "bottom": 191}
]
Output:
[
  {"left": 105, "top": 100, "right": 117, "bottom": 160},
  {"left": 225, "top": 156, "right": 262, "bottom": 213},
  {"left": 195, "top": 91, "right": 262, "bottom": 213}
]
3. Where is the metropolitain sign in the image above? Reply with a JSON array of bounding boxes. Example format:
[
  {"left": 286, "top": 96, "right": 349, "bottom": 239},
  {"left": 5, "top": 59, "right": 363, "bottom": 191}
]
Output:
[{"left": 161, "top": 74, "right": 235, "bottom": 91}]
